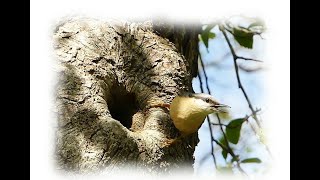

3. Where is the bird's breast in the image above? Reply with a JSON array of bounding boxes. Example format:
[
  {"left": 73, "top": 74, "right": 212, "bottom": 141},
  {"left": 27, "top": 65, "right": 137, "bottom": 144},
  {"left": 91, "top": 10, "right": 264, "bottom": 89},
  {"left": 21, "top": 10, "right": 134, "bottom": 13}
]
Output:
[{"left": 170, "top": 97, "right": 207, "bottom": 134}]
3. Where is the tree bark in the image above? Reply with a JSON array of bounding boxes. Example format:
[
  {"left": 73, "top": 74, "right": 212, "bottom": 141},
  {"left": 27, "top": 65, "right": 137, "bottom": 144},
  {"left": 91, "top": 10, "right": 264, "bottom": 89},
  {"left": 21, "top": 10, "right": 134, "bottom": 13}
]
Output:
[{"left": 53, "top": 18, "right": 200, "bottom": 174}]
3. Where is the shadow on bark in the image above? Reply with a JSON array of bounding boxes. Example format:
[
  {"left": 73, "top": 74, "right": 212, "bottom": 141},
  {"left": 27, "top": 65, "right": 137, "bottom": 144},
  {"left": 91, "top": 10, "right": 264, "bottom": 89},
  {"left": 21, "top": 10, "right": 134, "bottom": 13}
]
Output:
[{"left": 53, "top": 19, "right": 200, "bottom": 174}]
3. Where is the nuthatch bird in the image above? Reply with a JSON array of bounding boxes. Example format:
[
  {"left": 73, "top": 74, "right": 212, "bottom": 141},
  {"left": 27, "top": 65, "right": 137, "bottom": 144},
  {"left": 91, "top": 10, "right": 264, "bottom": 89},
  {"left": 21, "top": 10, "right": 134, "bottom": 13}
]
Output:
[
  {"left": 169, "top": 93, "right": 229, "bottom": 135},
  {"left": 149, "top": 92, "right": 229, "bottom": 136}
]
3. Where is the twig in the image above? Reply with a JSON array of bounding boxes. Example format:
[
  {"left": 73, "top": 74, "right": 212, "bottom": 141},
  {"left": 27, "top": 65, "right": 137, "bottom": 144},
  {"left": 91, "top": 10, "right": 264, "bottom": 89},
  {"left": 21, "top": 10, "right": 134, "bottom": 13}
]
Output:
[
  {"left": 211, "top": 122, "right": 243, "bottom": 129},
  {"left": 211, "top": 128, "right": 247, "bottom": 176},
  {"left": 216, "top": 115, "right": 247, "bottom": 176},
  {"left": 197, "top": 70, "right": 205, "bottom": 93},
  {"left": 212, "top": 138, "right": 230, "bottom": 155},
  {"left": 219, "top": 24, "right": 261, "bottom": 128},
  {"left": 225, "top": 26, "right": 263, "bottom": 37},
  {"left": 211, "top": 123, "right": 228, "bottom": 127},
  {"left": 199, "top": 54, "right": 247, "bottom": 176},
  {"left": 199, "top": 55, "right": 211, "bottom": 94},
  {"left": 197, "top": 70, "right": 217, "bottom": 168},
  {"left": 237, "top": 56, "right": 263, "bottom": 62},
  {"left": 206, "top": 116, "right": 218, "bottom": 168},
  {"left": 223, "top": 26, "right": 263, "bottom": 63},
  {"left": 211, "top": 109, "right": 259, "bottom": 128},
  {"left": 220, "top": 24, "right": 273, "bottom": 157}
]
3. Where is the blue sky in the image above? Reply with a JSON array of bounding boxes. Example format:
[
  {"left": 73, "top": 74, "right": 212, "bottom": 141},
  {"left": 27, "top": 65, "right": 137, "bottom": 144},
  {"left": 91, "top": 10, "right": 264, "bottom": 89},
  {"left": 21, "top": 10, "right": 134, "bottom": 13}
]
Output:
[{"left": 192, "top": 25, "right": 270, "bottom": 176}]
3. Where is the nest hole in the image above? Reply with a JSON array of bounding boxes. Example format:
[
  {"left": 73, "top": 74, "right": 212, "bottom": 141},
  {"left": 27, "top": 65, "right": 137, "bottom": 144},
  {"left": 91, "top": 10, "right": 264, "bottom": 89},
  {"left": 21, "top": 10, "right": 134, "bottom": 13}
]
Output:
[{"left": 107, "top": 84, "right": 139, "bottom": 129}]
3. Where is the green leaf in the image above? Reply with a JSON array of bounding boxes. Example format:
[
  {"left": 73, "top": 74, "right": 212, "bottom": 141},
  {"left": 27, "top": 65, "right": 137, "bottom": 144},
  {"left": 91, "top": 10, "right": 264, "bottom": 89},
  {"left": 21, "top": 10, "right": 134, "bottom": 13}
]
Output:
[
  {"left": 201, "top": 24, "right": 216, "bottom": 49},
  {"left": 241, "top": 158, "right": 262, "bottom": 163},
  {"left": 219, "top": 136, "right": 227, "bottom": 146},
  {"left": 208, "top": 32, "right": 216, "bottom": 39},
  {"left": 219, "top": 137, "right": 228, "bottom": 160},
  {"left": 226, "top": 118, "right": 245, "bottom": 144},
  {"left": 222, "top": 150, "right": 228, "bottom": 160},
  {"left": 232, "top": 28, "right": 254, "bottom": 49}
]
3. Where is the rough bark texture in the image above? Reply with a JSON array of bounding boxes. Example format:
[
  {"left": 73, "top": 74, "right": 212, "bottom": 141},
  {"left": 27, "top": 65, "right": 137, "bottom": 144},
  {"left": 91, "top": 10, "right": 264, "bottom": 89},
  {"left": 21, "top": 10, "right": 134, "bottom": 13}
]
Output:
[{"left": 53, "top": 18, "right": 200, "bottom": 174}]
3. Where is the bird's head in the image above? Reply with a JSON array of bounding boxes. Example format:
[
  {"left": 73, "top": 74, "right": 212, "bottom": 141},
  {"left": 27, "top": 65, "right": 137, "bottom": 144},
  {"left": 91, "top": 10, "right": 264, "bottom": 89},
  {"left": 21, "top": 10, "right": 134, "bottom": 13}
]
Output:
[
  {"left": 183, "top": 93, "right": 230, "bottom": 115},
  {"left": 169, "top": 92, "right": 230, "bottom": 134}
]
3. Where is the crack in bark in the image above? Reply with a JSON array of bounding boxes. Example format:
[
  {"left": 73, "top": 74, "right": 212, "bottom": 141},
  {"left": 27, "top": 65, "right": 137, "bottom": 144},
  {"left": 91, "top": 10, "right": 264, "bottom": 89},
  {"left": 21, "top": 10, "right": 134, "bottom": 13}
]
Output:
[{"left": 54, "top": 18, "right": 200, "bottom": 173}]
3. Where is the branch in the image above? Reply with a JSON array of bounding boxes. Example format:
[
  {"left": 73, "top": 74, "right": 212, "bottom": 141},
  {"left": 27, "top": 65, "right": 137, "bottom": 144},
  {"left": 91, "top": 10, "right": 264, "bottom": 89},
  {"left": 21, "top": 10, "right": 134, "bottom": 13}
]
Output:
[
  {"left": 206, "top": 116, "right": 217, "bottom": 168},
  {"left": 219, "top": 24, "right": 261, "bottom": 128},
  {"left": 197, "top": 70, "right": 205, "bottom": 94},
  {"left": 197, "top": 68, "right": 217, "bottom": 169},
  {"left": 211, "top": 120, "right": 247, "bottom": 176},
  {"left": 212, "top": 138, "right": 230, "bottom": 154},
  {"left": 211, "top": 109, "right": 259, "bottom": 128},
  {"left": 237, "top": 56, "right": 263, "bottom": 62},
  {"left": 199, "top": 55, "right": 211, "bottom": 94},
  {"left": 226, "top": 26, "right": 263, "bottom": 37},
  {"left": 211, "top": 123, "right": 228, "bottom": 127},
  {"left": 220, "top": 24, "right": 273, "bottom": 157},
  {"left": 199, "top": 54, "right": 247, "bottom": 175},
  {"left": 216, "top": 115, "right": 247, "bottom": 176},
  {"left": 211, "top": 122, "right": 244, "bottom": 129}
]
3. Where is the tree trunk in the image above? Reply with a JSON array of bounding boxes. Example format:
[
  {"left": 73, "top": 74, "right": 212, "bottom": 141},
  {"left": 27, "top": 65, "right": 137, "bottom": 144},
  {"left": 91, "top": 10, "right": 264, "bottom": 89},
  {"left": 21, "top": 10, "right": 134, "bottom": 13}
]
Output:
[{"left": 53, "top": 18, "right": 200, "bottom": 174}]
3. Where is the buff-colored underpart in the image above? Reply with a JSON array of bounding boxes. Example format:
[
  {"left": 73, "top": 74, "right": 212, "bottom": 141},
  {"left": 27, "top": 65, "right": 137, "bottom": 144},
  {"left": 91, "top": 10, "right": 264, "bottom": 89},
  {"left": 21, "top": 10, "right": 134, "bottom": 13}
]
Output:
[{"left": 170, "top": 96, "right": 208, "bottom": 135}]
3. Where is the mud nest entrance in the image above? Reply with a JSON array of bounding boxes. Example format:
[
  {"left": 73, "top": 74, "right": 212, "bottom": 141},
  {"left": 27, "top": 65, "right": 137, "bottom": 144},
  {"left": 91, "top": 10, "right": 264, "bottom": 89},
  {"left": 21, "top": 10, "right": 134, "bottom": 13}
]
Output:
[{"left": 106, "top": 84, "right": 139, "bottom": 129}]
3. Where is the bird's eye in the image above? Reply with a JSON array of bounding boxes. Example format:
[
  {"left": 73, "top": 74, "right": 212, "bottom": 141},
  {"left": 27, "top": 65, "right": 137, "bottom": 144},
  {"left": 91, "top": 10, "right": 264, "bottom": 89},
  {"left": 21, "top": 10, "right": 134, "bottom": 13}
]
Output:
[{"left": 205, "top": 98, "right": 210, "bottom": 103}]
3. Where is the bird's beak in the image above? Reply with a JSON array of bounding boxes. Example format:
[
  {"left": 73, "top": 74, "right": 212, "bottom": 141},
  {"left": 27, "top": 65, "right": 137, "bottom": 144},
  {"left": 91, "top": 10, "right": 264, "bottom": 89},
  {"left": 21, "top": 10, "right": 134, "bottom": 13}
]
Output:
[
  {"left": 212, "top": 104, "right": 230, "bottom": 113},
  {"left": 213, "top": 104, "right": 230, "bottom": 108}
]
